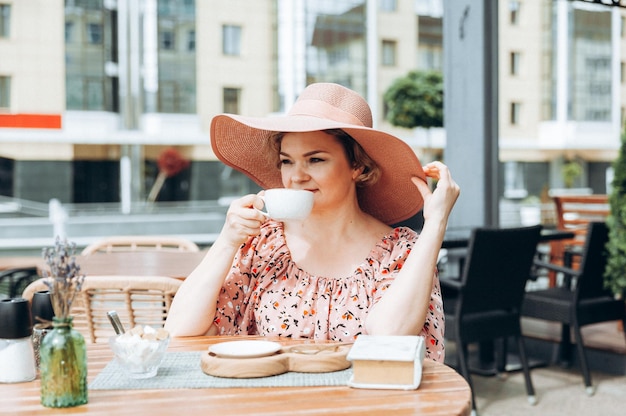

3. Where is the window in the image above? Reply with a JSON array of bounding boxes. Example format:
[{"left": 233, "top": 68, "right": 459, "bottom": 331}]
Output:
[
  {"left": 379, "top": 0, "right": 397, "bottom": 12},
  {"left": 509, "top": 1, "right": 520, "bottom": 25},
  {"left": 65, "top": 6, "right": 120, "bottom": 112},
  {"left": 510, "top": 51, "right": 520, "bottom": 76},
  {"left": 0, "top": 76, "right": 10, "bottom": 109},
  {"left": 187, "top": 30, "right": 195, "bottom": 51},
  {"left": 328, "top": 46, "right": 349, "bottom": 64},
  {"left": 155, "top": 5, "right": 197, "bottom": 114},
  {"left": 586, "top": 109, "right": 610, "bottom": 121},
  {"left": 510, "top": 102, "right": 521, "bottom": 125},
  {"left": 0, "top": 4, "right": 10, "bottom": 38},
  {"left": 65, "top": 22, "right": 75, "bottom": 43},
  {"left": 382, "top": 40, "right": 396, "bottom": 66},
  {"left": 81, "top": 0, "right": 101, "bottom": 11},
  {"left": 223, "top": 88, "right": 241, "bottom": 114},
  {"left": 86, "top": 78, "right": 104, "bottom": 110},
  {"left": 158, "top": 81, "right": 180, "bottom": 113},
  {"left": 87, "top": 23, "right": 103, "bottom": 44},
  {"left": 571, "top": 9, "right": 611, "bottom": 122},
  {"left": 622, "top": 62, "right": 625, "bottom": 84},
  {"left": 160, "top": 30, "right": 175, "bottom": 50},
  {"left": 183, "top": 0, "right": 195, "bottom": 14},
  {"left": 223, "top": 25, "right": 241, "bottom": 56},
  {"left": 158, "top": 0, "right": 175, "bottom": 15},
  {"left": 418, "top": 16, "right": 443, "bottom": 71}
]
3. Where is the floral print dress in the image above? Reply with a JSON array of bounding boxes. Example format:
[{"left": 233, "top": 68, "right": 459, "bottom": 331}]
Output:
[{"left": 213, "top": 220, "right": 445, "bottom": 362}]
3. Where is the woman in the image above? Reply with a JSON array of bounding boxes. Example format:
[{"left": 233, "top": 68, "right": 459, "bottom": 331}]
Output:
[{"left": 165, "top": 83, "right": 459, "bottom": 362}]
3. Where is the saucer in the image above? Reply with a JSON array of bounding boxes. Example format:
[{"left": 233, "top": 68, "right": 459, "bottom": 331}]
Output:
[{"left": 208, "top": 340, "right": 282, "bottom": 359}]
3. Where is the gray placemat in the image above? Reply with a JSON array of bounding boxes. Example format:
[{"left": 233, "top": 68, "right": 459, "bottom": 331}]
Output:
[{"left": 89, "top": 352, "right": 353, "bottom": 390}]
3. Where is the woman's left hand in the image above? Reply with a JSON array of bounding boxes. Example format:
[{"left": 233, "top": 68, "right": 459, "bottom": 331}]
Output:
[{"left": 411, "top": 161, "right": 460, "bottom": 223}]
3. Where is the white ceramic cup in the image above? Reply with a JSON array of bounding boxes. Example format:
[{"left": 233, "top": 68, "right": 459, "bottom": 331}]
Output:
[{"left": 259, "top": 189, "right": 314, "bottom": 221}]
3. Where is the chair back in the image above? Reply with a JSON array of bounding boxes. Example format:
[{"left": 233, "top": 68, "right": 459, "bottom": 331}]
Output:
[
  {"left": 574, "top": 222, "right": 612, "bottom": 302},
  {"left": 22, "top": 275, "right": 182, "bottom": 343},
  {"left": 81, "top": 236, "right": 200, "bottom": 255},
  {"left": 0, "top": 267, "right": 40, "bottom": 299},
  {"left": 458, "top": 225, "right": 542, "bottom": 315},
  {"left": 553, "top": 195, "right": 609, "bottom": 246},
  {"left": 547, "top": 195, "right": 609, "bottom": 284}
]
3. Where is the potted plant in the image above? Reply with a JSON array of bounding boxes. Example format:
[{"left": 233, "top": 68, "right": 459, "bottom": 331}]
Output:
[
  {"left": 562, "top": 159, "right": 583, "bottom": 189},
  {"left": 604, "top": 130, "right": 626, "bottom": 299},
  {"left": 520, "top": 195, "right": 541, "bottom": 226}
]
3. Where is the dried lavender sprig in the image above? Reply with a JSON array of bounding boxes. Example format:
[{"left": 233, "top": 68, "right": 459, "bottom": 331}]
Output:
[{"left": 41, "top": 237, "right": 86, "bottom": 319}]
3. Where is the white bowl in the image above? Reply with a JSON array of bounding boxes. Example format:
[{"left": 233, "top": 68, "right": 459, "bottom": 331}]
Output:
[{"left": 109, "top": 334, "right": 170, "bottom": 379}]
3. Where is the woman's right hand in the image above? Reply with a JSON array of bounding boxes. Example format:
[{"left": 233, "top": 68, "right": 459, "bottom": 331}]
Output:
[
  {"left": 219, "top": 193, "right": 267, "bottom": 248},
  {"left": 166, "top": 193, "right": 266, "bottom": 337}
]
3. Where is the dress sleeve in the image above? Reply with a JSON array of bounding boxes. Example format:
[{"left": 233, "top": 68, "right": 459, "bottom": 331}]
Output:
[
  {"left": 423, "top": 271, "right": 445, "bottom": 362},
  {"left": 212, "top": 222, "right": 282, "bottom": 335}
]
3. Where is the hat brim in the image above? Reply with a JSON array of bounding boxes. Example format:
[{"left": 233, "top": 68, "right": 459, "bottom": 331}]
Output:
[{"left": 211, "top": 113, "right": 426, "bottom": 225}]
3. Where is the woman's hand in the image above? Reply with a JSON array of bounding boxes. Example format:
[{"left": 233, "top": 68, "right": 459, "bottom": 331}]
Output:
[
  {"left": 166, "top": 192, "right": 267, "bottom": 337},
  {"left": 219, "top": 192, "right": 267, "bottom": 248},
  {"left": 412, "top": 161, "right": 460, "bottom": 224}
]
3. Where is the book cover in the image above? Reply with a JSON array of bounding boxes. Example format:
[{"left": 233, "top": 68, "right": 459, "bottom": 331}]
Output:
[{"left": 346, "top": 335, "right": 425, "bottom": 390}]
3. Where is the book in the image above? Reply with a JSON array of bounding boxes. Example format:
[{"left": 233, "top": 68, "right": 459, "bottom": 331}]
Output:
[{"left": 346, "top": 335, "right": 425, "bottom": 390}]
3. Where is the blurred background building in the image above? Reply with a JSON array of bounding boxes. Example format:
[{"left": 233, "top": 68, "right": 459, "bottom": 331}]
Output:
[{"left": 0, "top": 0, "right": 623, "bottom": 252}]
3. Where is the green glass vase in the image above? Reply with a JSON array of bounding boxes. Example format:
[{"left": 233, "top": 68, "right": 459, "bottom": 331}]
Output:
[{"left": 39, "top": 317, "right": 88, "bottom": 408}]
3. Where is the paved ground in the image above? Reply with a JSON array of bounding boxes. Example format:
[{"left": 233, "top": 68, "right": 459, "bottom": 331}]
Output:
[
  {"left": 444, "top": 329, "right": 626, "bottom": 416},
  {"left": 471, "top": 366, "right": 626, "bottom": 416}
]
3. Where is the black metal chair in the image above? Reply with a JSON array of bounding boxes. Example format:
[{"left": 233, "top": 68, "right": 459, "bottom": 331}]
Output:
[
  {"left": 522, "top": 221, "right": 626, "bottom": 396},
  {"left": 0, "top": 266, "right": 40, "bottom": 299},
  {"left": 441, "top": 225, "right": 542, "bottom": 412}
]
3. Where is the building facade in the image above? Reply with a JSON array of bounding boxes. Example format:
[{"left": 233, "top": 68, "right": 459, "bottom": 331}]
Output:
[
  {"left": 499, "top": 0, "right": 621, "bottom": 199},
  {"left": 0, "top": 0, "right": 623, "bottom": 213}
]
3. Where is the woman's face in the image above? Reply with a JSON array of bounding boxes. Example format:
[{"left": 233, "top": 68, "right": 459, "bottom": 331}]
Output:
[{"left": 279, "top": 131, "right": 360, "bottom": 212}]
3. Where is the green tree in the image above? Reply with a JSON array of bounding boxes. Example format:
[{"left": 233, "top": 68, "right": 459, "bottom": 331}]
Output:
[
  {"left": 383, "top": 70, "right": 443, "bottom": 129},
  {"left": 604, "top": 129, "right": 626, "bottom": 297}
]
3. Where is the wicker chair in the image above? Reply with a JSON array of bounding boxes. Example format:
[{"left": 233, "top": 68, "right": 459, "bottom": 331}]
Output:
[
  {"left": 522, "top": 221, "right": 626, "bottom": 395},
  {"left": 441, "top": 225, "right": 542, "bottom": 412},
  {"left": 22, "top": 275, "right": 182, "bottom": 343},
  {"left": 81, "top": 236, "right": 200, "bottom": 255}
]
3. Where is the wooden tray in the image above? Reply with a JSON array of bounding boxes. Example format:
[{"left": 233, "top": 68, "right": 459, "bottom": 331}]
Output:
[{"left": 200, "top": 343, "right": 352, "bottom": 378}]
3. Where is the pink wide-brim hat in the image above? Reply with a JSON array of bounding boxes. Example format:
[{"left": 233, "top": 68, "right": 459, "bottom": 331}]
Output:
[{"left": 210, "top": 82, "right": 425, "bottom": 225}]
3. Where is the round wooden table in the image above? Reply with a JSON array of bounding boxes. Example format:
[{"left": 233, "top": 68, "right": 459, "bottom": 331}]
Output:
[{"left": 3, "top": 336, "right": 472, "bottom": 415}]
